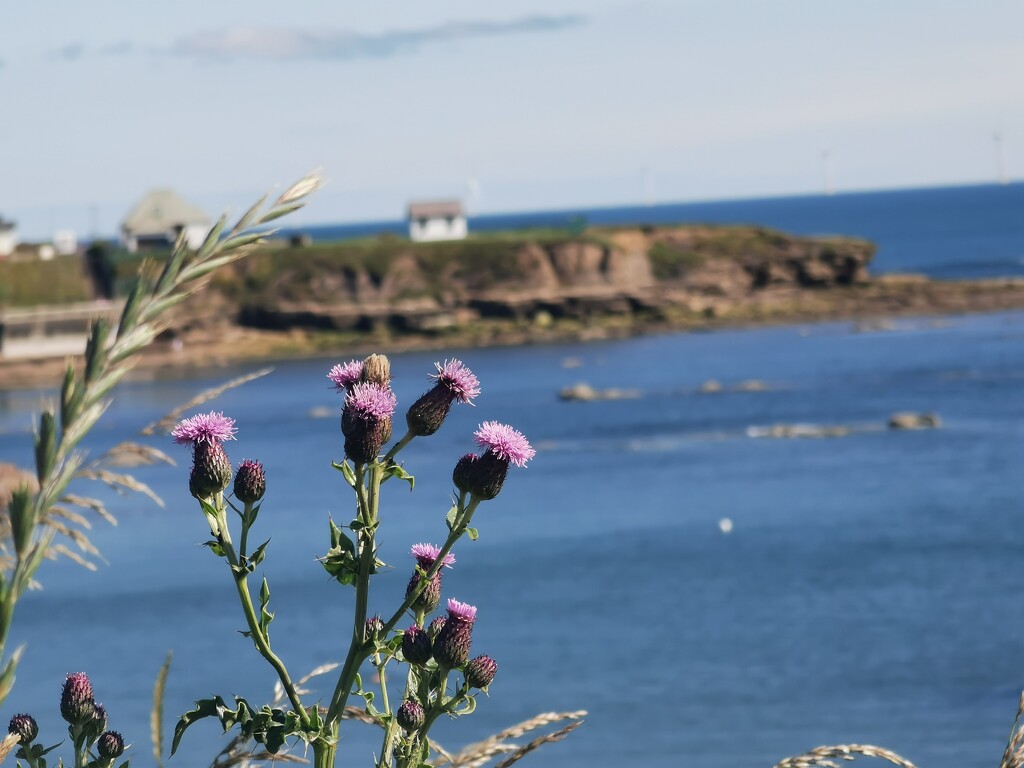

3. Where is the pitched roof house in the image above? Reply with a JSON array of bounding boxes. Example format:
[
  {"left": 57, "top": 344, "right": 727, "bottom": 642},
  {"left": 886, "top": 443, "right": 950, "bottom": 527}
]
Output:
[
  {"left": 407, "top": 200, "right": 467, "bottom": 242},
  {"left": 121, "top": 189, "right": 212, "bottom": 252}
]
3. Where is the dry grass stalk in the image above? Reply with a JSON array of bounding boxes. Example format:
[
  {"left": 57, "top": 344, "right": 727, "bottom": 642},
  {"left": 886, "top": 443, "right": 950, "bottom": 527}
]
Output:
[
  {"left": 211, "top": 747, "right": 308, "bottom": 768},
  {"left": 774, "top": 744, "right": 918, "bottom": 768},
  {"left": 152, "top": 651, "right": 173, "bottom": 768},
  {"left": 431, "top": 710, "right": 588, "bottom": 768},
  {"left": 491, "top": 720, "right": 584, "bottom": 768},
  {"left": 141, "top": 367, "right": 274, "bottom": 437},
  {"left": 0, "top": 732, "right": 20, "bottom": 763},
  {"left": 1000, "top": 691, "right": 1024, "bottom": 768},
  {"left": 93, "top": 441, "right": 176, "bottom": 468}
]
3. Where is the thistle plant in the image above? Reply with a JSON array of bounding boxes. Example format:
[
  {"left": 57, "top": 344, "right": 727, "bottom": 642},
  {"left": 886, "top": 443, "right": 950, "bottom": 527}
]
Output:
[
  {"left": 1, "top": 672, "right": 129, "bottom": 768},
  {"left": 0, "top": 174, "right": 321, "bottom": 717},
  {"left": 171, "top": 353, "right": 538, "bottom": 768}
]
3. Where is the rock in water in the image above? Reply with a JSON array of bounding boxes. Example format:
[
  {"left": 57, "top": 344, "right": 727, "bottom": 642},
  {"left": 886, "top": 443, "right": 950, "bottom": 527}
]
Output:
[
  {"left": 888, "top": 412, "right": 941, "bottom": 430},
  {"left": 559, "top": 383, "right": 641, "bottom": 402}
]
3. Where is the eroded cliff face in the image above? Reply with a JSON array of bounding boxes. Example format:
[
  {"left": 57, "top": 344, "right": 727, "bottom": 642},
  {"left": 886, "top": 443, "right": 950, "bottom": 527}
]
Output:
[{"left": 192, "top": 225, "right": 874, "bottom": 333}]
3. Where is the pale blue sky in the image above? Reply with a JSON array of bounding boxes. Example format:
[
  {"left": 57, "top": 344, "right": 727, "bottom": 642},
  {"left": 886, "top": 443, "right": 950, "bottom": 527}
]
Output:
[{"left": 2, "top": 1, "right": 1022, "bottom": 239}]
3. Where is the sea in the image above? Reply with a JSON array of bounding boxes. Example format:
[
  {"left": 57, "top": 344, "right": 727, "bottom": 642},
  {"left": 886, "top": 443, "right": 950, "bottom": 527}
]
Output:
[{"left": 0, "top": 183, "right": 1023, "bottom": 768}]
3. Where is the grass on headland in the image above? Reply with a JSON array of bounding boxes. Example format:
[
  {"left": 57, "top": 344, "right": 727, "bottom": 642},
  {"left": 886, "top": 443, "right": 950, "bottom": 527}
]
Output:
[{"left": 0, "top": 256, "right": 92, "bottom": 308}]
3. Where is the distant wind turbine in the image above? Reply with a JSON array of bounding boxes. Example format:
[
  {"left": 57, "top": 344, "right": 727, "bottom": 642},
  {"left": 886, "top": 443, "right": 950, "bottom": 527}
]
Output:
[
  {"left": 821, "top": 150, "right": 835, "bottom": 196},
  {"left": 993, "top": 132, "right": 1009, "bottom": 185},
  {"left": 465, "top": 175, "right": 482, "bottom": 215},
  {"left": 641, "top": 166, "right": 655, "bottom": 206}
]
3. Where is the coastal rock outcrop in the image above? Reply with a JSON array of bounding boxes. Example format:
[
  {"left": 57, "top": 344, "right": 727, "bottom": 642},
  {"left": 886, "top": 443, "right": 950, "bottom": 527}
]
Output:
[{"left": 193, "top": 224, "right": 876, "bottom": 335}]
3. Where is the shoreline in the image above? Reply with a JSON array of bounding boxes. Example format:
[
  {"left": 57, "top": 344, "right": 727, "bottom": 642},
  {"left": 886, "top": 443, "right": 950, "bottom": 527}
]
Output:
[{"left": 3, "top": 275, "right": 1024, "bottom": 393}]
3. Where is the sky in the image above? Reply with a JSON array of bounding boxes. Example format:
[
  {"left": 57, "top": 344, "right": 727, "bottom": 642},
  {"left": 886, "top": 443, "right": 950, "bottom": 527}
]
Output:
[{"left": 1, "top": 0, "right": 1023, "bottom": 240}]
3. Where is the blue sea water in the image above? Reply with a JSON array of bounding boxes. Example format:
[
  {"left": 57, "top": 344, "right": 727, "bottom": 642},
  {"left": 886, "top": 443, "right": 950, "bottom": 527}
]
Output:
[
  {"left": 283, "top": 182, "right": 1024, "bottom": 280},
  {"left": 1, "top": 184, "right": 1024, "bottom": 767}
]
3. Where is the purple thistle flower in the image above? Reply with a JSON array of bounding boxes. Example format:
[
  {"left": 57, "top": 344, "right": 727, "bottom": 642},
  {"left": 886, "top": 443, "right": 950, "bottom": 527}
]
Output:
[
  {"left": 328, "top": 360, "right": 364, "bottom": 392},
  {"left": 465, "top": 655, "right": 498, "bottom": 689},
  {"left": 446, "top": 598, "right": 478, "bottom": 623},
  {"left": 343, "top": 382, "right": 397, "bottom": 463},
  {"left": 60, "top": 672, "right": 94, "bottom": 725},
  {"left": 345, "top": 383, "right": 397, "bottom": 421},
  {"left": 171, "top": 412, "right": 236, "bottom": 446},
  {"left": 405, "top": 359, "right": 479, "bottom": 437},
  {"left": 432, "top": 359, "right": 480, "bottom": 405},
  {"left": 434, "top": 599, "right": 478, "bottom": 669},
  {"left": 98, "top": 731, "right": 125, "bottom": 759},
  {"left": 233, "top": 459, "right": 266, "bottom": 504},
  {"left": 8, "top": 714, "right": 38, "bottom": 744},
  {"left": 410, "top": 543, "right": 455, "bottom": 568},
  {"left": 474, "top": 422, "right": 535, "bottom": 467}
]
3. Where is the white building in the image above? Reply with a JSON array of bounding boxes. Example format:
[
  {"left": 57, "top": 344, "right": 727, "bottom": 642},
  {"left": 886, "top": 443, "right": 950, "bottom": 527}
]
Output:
[
  {"left": 121, "top": 189, "right": 212, "bottom": 253},
  {"left": 53, "top": 230, "right": 77, "bottom": 256},
  {"left": 0, "top": 216, "right": 17, "bottom": 258},
  {"left": 407, "top": 200, "right": 467, "bottom": 242}
]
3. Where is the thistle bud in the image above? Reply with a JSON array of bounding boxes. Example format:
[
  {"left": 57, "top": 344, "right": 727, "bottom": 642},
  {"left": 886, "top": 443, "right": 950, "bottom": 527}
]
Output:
[
  {"left": 60, "top": 672, "right": 94, "bottom": 724},
  {"left": 462, "top": 452, "right": 508, "bottom": 501},
  {"left": 189, "top": 440, "right": 233, "bottom": 499},
  {"left": 465, "top": 655, "right": 498, "bottom": 689},
  {"left": 406, "top": 360, "right": 480, "bottom": 437},
  {"left": 427, "top": 616, "right": 446, "bottom": 641},
  {"left": 360, "top": 354, "right": 391, "bottom": 387},
  {"left": 233, "top": 459, "right": 266, "bottom": 504},
  {"left": 402, "top": 626, "right": 432, "bottom": 665},
  {"left": 433, "top": 599, "right": 477, "bottom": 670},
  {"left": 406, "top": 544, "right": 455, "bottom": 614},
  {"left": 342, "top": 383, "right": 397, "bottom": 464},
  {"left": 364, "top": 615, "right": 384, "bottom": 643},
  {"left": 98, "top": 730, "right": 125, "bottom": 759},
  {"left": 8, "top": 714, "right": 38, "bottom": 744},
  {"left": 78, "top": 701, "right": 108, "bottom": 744},
  {"left": 396, "top": 699, "right": 424, "bottom": 733},
  {"left": 89, "top": 702, "right": 108, "bottom": 733},
  {"left": 452, "top": 453, "right": 479, "bottom": 495},
  {"left": 406, "top": 387, "right": 454, "bottom": 438}
]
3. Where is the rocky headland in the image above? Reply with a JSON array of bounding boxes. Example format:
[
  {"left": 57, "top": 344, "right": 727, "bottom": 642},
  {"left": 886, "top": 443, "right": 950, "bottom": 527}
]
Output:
[{"left": 3, "top": 224, "right": 1024, "bottom": 389}]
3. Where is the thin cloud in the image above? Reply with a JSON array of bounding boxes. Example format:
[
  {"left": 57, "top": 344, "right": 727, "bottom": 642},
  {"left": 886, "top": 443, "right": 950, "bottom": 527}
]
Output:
[
  {"left": 169, "top": 15, "right": 586, "bottom": 62},
  {"left": 99, "top": 41, "right": 133, "bottom": 56},
  {"left": 51, "top": 43, "right": 85, "bottom": 61}
]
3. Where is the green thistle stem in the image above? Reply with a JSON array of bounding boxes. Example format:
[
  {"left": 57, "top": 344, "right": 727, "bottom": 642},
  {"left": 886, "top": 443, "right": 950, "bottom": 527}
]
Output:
[
  {"left": 383, "top": 430, "right": 415, "bottom": 464},
  {"left": 312, "top": 732, "right": 337, "bottom": 768},
  {"left": 382, "top": 498, "right": 480, "bottom": 636},
  {"left": 325, "top": 460, "right": 381, "bottom": 725},
  {"left": 375, "top": 652, "right": 400, "bottom": 768},
  {"left": 239, "top": 500, "right": 254, "bottom": 557},
  {"left": 213, "top": 497, "right": 310, "bottom": 729}
]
